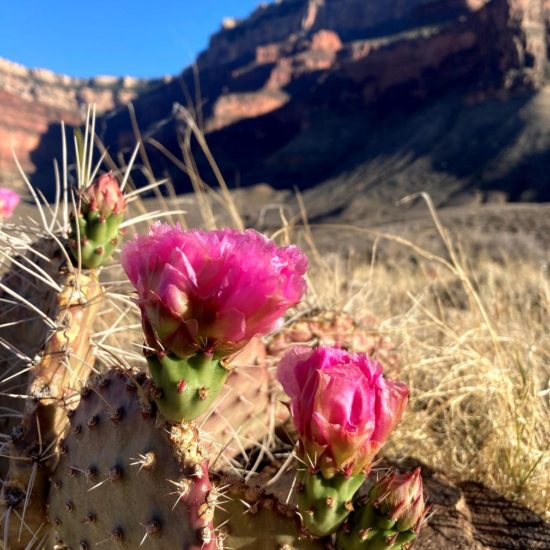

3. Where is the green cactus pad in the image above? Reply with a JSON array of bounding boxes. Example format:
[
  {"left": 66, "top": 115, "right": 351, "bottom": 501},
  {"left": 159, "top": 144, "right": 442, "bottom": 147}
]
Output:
[
  {"left": 214, "top": 478, "right": 324, "bottom": 549},
  {"left": 147, "top": 352, "right": 230, "bottom": 422},
  {"left": 69, "top": 212, "right": 123, "bottom": 268},
  {"left": 49, "top": 368, "right": 216, "bottom": 549},
  {"left": 199, "top": 357, "right": 274, "bottom": 459},
  {"left": 297, "top": 469, "right": 366, "bottom": 537},
  {"left": 336, "top": 503, "right": 417, "bottom": 550}
]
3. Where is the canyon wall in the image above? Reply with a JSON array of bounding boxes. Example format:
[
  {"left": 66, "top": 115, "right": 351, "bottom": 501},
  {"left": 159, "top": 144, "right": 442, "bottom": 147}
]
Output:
[{"left": 0, "top": 0, "right": 547, "bottom": 198}]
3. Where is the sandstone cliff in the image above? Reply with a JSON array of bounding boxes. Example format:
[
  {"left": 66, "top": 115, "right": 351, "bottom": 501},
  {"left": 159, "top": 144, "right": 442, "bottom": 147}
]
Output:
[
  {"left": 1, "top": 0, "right": 549, "bottom": 204},
  {"left": 0, "top": 58, "right": 167, "bottom": 186}
]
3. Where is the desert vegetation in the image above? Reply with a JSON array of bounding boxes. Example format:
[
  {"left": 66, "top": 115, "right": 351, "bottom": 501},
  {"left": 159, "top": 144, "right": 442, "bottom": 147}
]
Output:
[{"left": 0, "top": 108, "right": 548, "bottom": 550}]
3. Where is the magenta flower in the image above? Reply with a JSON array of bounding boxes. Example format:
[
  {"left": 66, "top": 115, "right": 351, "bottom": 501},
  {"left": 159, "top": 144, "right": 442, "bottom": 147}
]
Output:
[
  {"left": 122, "top": 223, "right": 308, "bottom": 358},
  {"left": 0, "top": 188, "right": 20, "bottom": 219},
  {"left": 277, "top": 346, "right": 408, "bottom": 477},
  {"left": 81, "top": 173, "right": 126, "bottom": 218},
  {"left": 370, "top": 468, "right": 429, "bottom": 533}
]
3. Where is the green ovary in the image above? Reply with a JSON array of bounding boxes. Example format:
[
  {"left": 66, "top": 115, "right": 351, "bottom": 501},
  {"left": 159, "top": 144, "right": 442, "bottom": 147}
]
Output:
[
  {"left": 336, "top": 504, "right": 417, "bottom": 550},
  {"left": 297, "top": 469, "right": 365, "bottom": 537},
  {"left": 146, "top": 352, "right": 230, "bottom": 422},
  {"left": 69, "top": 212, "right": 123, "bottom": 268}
]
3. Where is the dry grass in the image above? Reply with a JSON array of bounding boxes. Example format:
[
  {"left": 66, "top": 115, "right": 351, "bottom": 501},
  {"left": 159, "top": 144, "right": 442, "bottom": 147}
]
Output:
[{"left": 285, "top": 202, "right": 550, "bottom": 520}]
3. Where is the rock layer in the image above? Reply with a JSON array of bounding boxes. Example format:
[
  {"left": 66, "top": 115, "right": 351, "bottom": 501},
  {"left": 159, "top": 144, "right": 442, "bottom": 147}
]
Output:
[{"left": 0, "top": 58, "right": 166, "bottom": 186}]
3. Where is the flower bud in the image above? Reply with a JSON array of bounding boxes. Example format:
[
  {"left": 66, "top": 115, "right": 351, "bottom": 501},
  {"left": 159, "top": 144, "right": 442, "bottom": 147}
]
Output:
[
  {"left": 370, "top": 468, "right": 427, "bottom": 533},
  {"left": 0, "top": 188, "right": 20, "bottom": 219},
  {"left": 278, "top": 346, "right": 408, "bottom": 478},
  {"left": 336, "top": 468, "right": 430, "bottom": 549},
  {"left": 69, "top": 173, "right": 127, "bottom": 268},
  {"left": 81, "top": 173, "right": 126, "bottom": 218}
]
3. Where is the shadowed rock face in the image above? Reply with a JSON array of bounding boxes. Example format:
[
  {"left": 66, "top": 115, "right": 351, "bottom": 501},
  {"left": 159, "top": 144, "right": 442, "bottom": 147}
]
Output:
[{"left": 1, "top": 0, "right": 548, "bottom": 204}]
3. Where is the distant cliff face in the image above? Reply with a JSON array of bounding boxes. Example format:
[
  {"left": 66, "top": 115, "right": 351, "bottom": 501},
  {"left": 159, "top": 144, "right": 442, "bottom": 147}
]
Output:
[
  {"left": 0, "top": 58, "right": 167, "bottom": 186},
  {"left": 1, "top": 0, "right": 548, "bottom": 203}
]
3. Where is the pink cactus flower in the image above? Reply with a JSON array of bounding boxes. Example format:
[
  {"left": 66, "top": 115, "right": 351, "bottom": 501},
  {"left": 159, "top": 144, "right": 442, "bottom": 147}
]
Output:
[
  {"left": 277, "top": 346, "right": 408, "bottom": 478},
  {"left": 0, "top": 188, "right": 20, "bottom": 219},
  {"left": 370, "top": 468, "right": 429, "bottom": 532},
  {"left": 81, "top": 173, "right": 126, "bottom": 217},
  {"left": 122, "top": 223, "right": 308, "bottom": 358}
]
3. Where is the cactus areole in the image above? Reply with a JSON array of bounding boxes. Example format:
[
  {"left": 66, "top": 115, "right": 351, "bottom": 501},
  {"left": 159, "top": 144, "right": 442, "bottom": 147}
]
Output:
[{"left": 69, "top": 173, "right": 127, "bottom": 268}]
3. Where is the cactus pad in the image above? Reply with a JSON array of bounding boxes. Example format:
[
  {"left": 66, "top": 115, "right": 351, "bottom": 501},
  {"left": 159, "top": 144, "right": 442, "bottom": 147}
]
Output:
[
  {"left": 49, "top": 368, "right": 216, "bottom": 549},
  {"left": 214, "top": 478, "right": 325, "bottom": 549},
  {"left": 1, "top": 269, "right": 101, "bottom": 549},
  {"left": 267, "top": 311, "right": 399, "bottom": 373},
  {"left": 199, "top": 340, "right": 277, "bottom": 461}
]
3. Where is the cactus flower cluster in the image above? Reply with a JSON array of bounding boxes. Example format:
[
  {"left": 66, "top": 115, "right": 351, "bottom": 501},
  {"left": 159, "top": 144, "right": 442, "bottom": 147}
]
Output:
[
  {"left": 6, "top": 199, "right": 428, "bottom": 548},
  {"left": 121, "top": 223, "right": 308, "bottom": 420},
  {"left": 277, "top": 346, "right": 410, "bottom": 537},
  {"left": 0, "top": 187, "right": 20, "bottom": 218},
  {"left": 69, "top": 173, "right": 127, "bottom": 268}
]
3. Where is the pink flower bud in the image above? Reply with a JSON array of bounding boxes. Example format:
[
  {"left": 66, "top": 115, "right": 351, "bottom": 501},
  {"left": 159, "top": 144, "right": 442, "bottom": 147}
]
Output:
[
  {"left": 122, "top": 223, "right": 308, "bottom": 358},
  {"left": 277, "top": 346, "right": 408, "bottom": 477},
  {"left": 0, "top": 188, "right": 20, "bottom": 218},
  {"left": 370, "top": 468, "right": 428, "bottom": 532},
  {"left": 81, "top": 173, "right": 126, "bottom": 218}
]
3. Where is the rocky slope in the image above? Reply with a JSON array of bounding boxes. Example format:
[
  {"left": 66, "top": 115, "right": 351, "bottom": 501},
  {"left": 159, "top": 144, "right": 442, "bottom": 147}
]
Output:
[{"left": 1, "top": 0, "right": 549, "bottom": 206}]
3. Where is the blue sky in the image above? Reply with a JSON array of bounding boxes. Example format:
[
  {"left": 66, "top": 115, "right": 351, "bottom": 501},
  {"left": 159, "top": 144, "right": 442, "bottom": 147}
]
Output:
[{"left": 1, "top": 0, "right": 260, "bottom": 78}]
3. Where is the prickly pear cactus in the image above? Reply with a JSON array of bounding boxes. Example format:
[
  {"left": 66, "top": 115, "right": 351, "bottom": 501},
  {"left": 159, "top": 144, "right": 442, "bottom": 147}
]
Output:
[
  {"left": 1, "top": 114, "right": 429, "bottom": 549},
  {"left": 267, "top": 311, "right": 399, "bottom": 372},
  {"left": 50, "top": 368, "right": 216, "bottom": 549}
]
